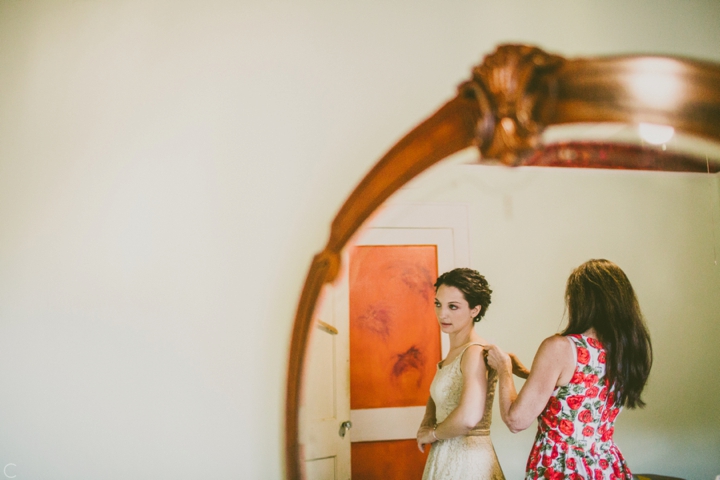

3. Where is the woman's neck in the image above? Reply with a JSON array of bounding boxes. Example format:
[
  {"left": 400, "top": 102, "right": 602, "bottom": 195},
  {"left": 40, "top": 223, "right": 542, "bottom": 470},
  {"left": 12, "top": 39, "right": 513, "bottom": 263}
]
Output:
[{"left": 448, "top": 325, "right": 479, "bottom": 349}]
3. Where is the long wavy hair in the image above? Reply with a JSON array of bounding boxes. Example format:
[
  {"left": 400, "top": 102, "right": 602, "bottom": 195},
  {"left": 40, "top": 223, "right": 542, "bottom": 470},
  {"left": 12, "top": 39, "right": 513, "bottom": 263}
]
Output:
[
  {"left": 434, "top": 268, "right": 492, "bottom": 323},
  {"left": 562, "top": 259, "right": 652, "bottom": 409}
]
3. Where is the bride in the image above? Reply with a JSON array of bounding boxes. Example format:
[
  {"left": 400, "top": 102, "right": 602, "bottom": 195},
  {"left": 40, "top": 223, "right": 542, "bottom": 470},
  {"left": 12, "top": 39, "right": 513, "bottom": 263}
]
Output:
[{"left": 416, "top": 267, "right": 526, "bottom": 480}]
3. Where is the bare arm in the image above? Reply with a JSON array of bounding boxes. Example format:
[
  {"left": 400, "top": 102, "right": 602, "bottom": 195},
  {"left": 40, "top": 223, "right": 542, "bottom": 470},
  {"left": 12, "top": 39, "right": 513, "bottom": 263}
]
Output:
[
  {"left": 419, "top": 396, "right": 437, "bottom": 428},
  {"left": 416, "top": 396, "right": 437, "bottom": 452},
  {"left": 438, "top": 345, "right": 488, "bottom": 436},
  {"left": 509, "top": 352, "right": 530, "bottom": 379},
  {"left": 417, "top": 345, "right": 488, "bottom": 449},
  {"left": 486, "top": 335, "right": 574, "bottom": 433}
]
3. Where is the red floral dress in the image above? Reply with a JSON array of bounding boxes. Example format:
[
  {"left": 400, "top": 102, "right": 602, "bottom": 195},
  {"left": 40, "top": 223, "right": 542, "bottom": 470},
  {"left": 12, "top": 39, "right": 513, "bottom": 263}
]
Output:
[{"left": 525, "top": 335, "right": 631, "bottom": 480}]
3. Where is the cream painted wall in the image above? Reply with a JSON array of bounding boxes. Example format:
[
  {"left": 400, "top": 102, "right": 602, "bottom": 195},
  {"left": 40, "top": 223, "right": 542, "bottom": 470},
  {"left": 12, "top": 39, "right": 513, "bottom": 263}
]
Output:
[
  {"left": 0, "top": 1, "right": 719, "bottom": 478},
  {"left": 389, "top": 156, "right": 720, "bottom": 479}
]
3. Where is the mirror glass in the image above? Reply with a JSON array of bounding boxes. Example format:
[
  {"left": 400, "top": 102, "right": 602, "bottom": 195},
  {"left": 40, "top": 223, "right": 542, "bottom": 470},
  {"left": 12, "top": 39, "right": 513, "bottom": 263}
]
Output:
[{"left": 299, "top": 126, "right": 720, "bottom": 479}]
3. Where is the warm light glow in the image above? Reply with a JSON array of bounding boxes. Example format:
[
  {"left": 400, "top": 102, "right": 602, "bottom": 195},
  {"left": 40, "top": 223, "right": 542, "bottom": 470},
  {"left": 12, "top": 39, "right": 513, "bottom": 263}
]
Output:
[
  {"left": 638, "top": 123, "right": 675, "bottom": 145},
  {"left": 627, "top": 58, "right": 683, "bottom": 110}
]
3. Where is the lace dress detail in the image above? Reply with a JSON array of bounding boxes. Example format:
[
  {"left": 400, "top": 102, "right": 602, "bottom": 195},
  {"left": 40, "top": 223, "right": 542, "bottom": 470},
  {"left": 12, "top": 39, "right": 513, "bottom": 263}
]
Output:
[
  {"left": 525, "top": 335, "right": 632, "bottom": 480},
  {"left": 422, "top": 343, "right": 505, "bottom": 480}
]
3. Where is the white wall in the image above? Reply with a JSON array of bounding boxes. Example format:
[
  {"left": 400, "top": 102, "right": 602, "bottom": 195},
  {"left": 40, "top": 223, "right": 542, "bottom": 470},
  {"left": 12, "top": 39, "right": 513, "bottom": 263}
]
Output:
[
  {"left": 0, "top": 1, "right": 719, "bottom": 478},
  {"left": 389, "top": 156, "right": 720, "bottom": 479}
]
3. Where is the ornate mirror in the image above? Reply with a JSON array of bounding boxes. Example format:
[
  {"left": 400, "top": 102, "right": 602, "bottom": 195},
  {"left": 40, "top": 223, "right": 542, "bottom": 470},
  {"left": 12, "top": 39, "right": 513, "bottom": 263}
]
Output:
[{"left": 285, "top": 44, "right": 720, "bottom": 479}]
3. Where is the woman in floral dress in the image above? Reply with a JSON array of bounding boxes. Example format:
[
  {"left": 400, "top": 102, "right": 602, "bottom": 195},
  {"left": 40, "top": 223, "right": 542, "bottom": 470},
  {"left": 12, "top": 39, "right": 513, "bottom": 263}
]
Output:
[{"left": 486, "top": 259, "right": 653, "bottom": 479}]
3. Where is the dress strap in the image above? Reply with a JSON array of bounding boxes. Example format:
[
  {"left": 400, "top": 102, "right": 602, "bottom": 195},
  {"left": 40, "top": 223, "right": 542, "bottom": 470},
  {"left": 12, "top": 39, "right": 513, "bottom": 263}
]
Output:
[
  {"left": 440, "top": 342, "right": 485, "bottom": 369},
  {"left": 460, "top": 342, "right": 485, "bottom": 353},
  {"left": 459, "top": 342, "right": 485, "bottom": 359},
  {"left": 566, "top": 335, "right": 579, "bottom": 364}
]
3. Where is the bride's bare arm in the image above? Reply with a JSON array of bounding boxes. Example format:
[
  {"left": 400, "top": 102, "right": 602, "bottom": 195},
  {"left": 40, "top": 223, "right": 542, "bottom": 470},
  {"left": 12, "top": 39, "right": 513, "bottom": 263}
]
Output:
[
  {"left": 417, "top": 397, "right": 437, "bottom": 452},
  {"left": 419, "top": 397, "right": 437, "bottom": 428},
  {"left": 430, "top": 345, "right": 487, "bottom": 440}
]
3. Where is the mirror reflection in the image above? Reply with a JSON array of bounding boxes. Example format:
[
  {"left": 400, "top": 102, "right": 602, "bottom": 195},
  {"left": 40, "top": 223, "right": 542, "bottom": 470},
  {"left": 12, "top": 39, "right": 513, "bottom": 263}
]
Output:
[{"left": 300, "top": 129, "right": 720, "bottom": 480}]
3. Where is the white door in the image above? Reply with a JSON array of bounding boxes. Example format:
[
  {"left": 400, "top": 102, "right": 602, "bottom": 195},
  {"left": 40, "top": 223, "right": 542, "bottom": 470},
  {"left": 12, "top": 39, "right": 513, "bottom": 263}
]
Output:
[
  {"left": 344, "top": 204, "right": 470, "bottom": 447},
  {"left": 300, "top": 283, "right": 352, "bottom": 480},
  {"left": 345, "top": 227, "right": 455, "bottom": 443},
  {"left": 300, "top": 203, "right": 469, "bottom": 477}
]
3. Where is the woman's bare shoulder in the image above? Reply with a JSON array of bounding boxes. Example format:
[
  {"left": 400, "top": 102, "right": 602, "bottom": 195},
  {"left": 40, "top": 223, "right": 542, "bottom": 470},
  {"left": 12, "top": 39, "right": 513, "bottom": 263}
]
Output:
[
  {"left": 460, "top": 343, "right": 487, "bottom": 372},
  {"left": 536, "top": 334, "right": 573, "bottom": 358}
]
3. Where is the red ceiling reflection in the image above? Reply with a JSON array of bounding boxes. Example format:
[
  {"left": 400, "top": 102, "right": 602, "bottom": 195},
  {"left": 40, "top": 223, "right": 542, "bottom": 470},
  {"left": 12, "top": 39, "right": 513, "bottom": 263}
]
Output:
[{"left": 523, "top": 142, "right": 720, "bottom": 173}]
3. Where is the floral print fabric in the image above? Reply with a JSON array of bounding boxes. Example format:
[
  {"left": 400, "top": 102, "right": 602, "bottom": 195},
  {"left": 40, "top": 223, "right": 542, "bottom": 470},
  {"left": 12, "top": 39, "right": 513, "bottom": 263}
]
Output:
[{"left": 525, "top": 335, "right": 632, "bottom": 480}]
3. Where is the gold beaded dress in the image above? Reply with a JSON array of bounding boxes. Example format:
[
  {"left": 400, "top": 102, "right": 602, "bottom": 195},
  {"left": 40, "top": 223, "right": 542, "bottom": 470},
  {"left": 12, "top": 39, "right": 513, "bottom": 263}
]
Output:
[{"left": 422, "top": 343, "right": 505, "bottom": 480}]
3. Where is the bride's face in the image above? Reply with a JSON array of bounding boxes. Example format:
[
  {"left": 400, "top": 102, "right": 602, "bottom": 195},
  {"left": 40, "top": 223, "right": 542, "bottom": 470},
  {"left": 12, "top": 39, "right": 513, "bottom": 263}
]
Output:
[{"left": 434, "top": 284, "right": 481, "bottom": 334}]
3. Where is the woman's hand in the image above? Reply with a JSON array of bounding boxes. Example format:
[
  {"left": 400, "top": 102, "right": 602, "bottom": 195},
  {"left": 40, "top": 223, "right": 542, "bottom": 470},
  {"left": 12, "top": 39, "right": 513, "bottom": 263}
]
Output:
[
  {"left": 484, "top": 344, "right": 512, "bottom": 374},
  {"left": 416, "top": 425, "right": 437, "bottom": 452},
  {"left": 485, "top": 345, "right": 528, "bottom": 377}
]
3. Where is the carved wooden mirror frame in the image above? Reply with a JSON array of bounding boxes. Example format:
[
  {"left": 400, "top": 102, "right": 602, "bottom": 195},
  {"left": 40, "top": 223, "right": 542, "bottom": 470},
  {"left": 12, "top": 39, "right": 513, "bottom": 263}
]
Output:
[{"left": 285, "top": 44, "right": 720, "bottom": 479}]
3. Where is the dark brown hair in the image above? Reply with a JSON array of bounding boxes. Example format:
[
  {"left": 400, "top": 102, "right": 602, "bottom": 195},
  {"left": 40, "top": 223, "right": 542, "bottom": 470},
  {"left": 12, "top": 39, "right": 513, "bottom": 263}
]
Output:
[
  {"left": 562, "top": 259, "right": 653, "bottom": 409},
  {"left": 434, "top": 268, "right": 492, "bottom": 323}
]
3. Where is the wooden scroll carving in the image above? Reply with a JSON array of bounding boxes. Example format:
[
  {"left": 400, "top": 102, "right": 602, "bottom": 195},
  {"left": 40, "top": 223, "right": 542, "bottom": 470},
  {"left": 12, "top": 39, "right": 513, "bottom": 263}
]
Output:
[
  {"left": 285, "top": 44, "right": 720, "bottom": 480},
  {"left": 461, "top": 44, "right": 565, "bottom": 165}
]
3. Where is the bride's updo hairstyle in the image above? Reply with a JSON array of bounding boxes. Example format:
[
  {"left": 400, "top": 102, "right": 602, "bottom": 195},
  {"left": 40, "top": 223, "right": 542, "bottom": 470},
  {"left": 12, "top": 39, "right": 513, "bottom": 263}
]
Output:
[{"left": 434, "top": 268, "right": 492, "bottom": 323}]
